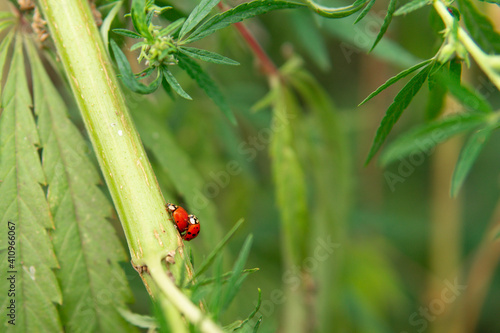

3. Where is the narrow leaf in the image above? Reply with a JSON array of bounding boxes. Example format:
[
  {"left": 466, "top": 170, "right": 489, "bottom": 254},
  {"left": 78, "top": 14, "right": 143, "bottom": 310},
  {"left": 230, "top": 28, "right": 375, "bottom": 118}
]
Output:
[
  {"left": 380, "top": 113, "right": 488, "bottom": 166},
  {"left": 366, "top": 63, "right": 432, "bottom": 164},
  {"left": 110, "top": 39, "right": 162, "bottom": 94},
  {"left": 179, "top": 0, "right": 220, "bottom": 40},
  {"left": 101, "top": 0, "right": 123, "bottom": 50},
  {"left": 394, "top": 0, "right": 430, "bottom": 16},
  {"left": 0, "top": 37, "right": 63, "bottom": 333},
  {"left": 161, "top": 67, "right": 192, "bottom": 99},
  {"left": 232, "top": 289, "right": 262, "bottom": 331},
  {"left": 458, "top": 0, "right": 500, "bottom": 54},
  {"left": 451, "top": 126, "right": 494, "bottom": 197},
  {"left": 27, "top": 41, "right": 135, "bottom": 332},
  {"left": 158, "top": 17, "right": 186, "bottom": 37},
  {"left": 131, "top": 0, "right": 153, "bottom": 39},
  {"left": 359, "top": 58, "right": 432, "bottom": 106},
  {"left": 113, "top": 28, "right": 143, "bottom": 39},
  {"left": 354, "top": 0, "right": 377, "bottom": 23},
  {"left": 370, "top": 0, "right": 397, "bottom": 51},
  {"left": 179, "top": 46, "right": 240, "bottom": 65},
  {"left": 176, "top": 53, "right": 236, "bottom": 124},
  {"left": 184, "top": 0, "right": 306, "bottom": 44}
]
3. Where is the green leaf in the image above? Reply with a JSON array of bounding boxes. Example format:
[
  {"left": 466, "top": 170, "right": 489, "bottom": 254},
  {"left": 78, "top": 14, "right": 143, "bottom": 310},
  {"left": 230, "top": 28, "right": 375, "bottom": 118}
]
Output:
[
  {"left": 451, "top": 125, "right": 494, "bottom": 197},
  {"left": 366, "top": 63, "right": 432, "bottom": 164},
  {"left": 101, "top": 0, "right": 123, "bottom": 50},
  {"left": 179, "top": 46, "right": 240, "bottom": 65},
  {"left": 305, "top": 0, "right": 368, "bottom": 18},
  {"left": 193, "top": 219, "right": 245, "bottom": 279},
  {"left": 184, "top": 0, "right": 306, "bottom": 44},
  {"left": 370, "top": 0, "right": 397, "bottom": 51},
  {"left": 113, "top": 28, "right": 143, "bottom": 39},
  {"left": 221, "top": 235, "right": 253, "bottom": 312},
  {"left": 477, "top": 0, "right": 500, "bottom": 5},
  {"left": 380, "top": 113, "right": 488, "bottom": 166},
  {"left": 161, "top": 66, "right": 192, "bottom": 99},
  {"left": 0, "top": 30, "right": 14, "bottom": 100},
  {"left": 158, "top": 17, "right": 186, "bottom": 37},
  {"left": 131, "top": 0, "right": 153, "bottom": 40},
  {"left": 458, "top": 0, "right": 500, "bottom": 54},
  {"left": 27, "top": 40, "right": 135, "bottom": 333},
  {"left": 354, "top": 0, "right": 377, "bottom": 23},
  {"left": 176, "top": 53, "right": 236, "bottom": 124},
  {"left": 178, "top": 0, "right": 220, "bottom": 40},
  {"left": 117, "top": 308, "right": 157, "bottom": 329},
  {"left": 359, "top": 58, "right": 432, "bottom": 106},
  {"left": 0, "top": 37, "right": 63, "bottom": 333},
  {"left": 0, "top": 19, "right": 14, "bottom": 34},
  {"left": 425, "top": 64, "right": 447, "bottom": 120},
  {"left": 443, "top": 74, "right": 493, "bottom": 114},
  {"left": 253, "top": 317, "right": 263, "bottom": 332},
  {"left": 394, "top": 0, "right": 430, "bottom": 16},
  {"left": 0, "top": 11, "right": 15, "bottom": 19},
  {"left": 232, "top": 289, "right": 262, "bottom": 331},
  {"left": 110, "top": 39, "right": 163, "bottom": 94}
]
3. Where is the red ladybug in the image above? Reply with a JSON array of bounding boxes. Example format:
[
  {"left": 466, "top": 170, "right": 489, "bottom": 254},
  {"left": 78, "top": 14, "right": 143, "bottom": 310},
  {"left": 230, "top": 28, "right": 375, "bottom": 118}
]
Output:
[
  {"left": 166, "top": 203, "right": 189, "bottom": 233},
  {"left": 182, "top": 215, "right": 200, "bottom": 241}
]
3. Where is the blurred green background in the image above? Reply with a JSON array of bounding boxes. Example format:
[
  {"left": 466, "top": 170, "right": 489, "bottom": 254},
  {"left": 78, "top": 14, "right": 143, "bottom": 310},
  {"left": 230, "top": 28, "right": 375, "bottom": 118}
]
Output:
[{"left": 100, "top": 0, "right": 500, "bottom": 332}]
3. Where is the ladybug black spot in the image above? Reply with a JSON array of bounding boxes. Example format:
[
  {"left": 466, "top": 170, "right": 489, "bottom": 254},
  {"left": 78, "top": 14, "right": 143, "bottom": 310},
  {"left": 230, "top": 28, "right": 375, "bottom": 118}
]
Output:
[{"left": 188, "top": 232, "right": 192, "bottom": 234}]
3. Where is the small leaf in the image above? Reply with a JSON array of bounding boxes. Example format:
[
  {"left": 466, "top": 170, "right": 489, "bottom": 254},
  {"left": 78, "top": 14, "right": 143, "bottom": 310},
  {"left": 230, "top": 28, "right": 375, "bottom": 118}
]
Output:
[
  {"left": 179, "top": 46, "right": 240, "bottom": 65},
  {"left": 366, "top": 63, "right": 432, "bottom": 164},
  {"left": 100, "top": 0, "right": 123, "bottom": 50},
  {"left": 458, "top": 0, "right": 500, "bottom": 54},
  {"left": 176, "top": 53, "right": 236, "bottom": 124},
  {"left": 359, "top": 58, "right": 432, "bottom": 106},
  {"left": 179, "top": 0, "right": 220, "bottom": 40},
  {"left": 394, "top": 0, "right": 430, "bottom": 16},
  {"left": 232, "top": 289, "right": 262, "bottom": 331},
  {"left": 451, "top": 125, "right": 494, "bottom": 197},
  {"left": 113, "top": 28, "right": 143, "bottom": 39},
  {"left": 184, "top": 0, "right": 306, "bottom": 44},
  {"left": 380, "top": 113, "right": 488, "bottom": 166},
  {"left": 253, "top": 317, "right": 263, "bottom": 332},
  {"left": 117, "top": 308, "right": 157, "bottom": 329},
  {"left": 131, "top": 0, "right": 153, "bottom": 39},
  {"left": 110, "top": 39, "right": 162, "bottom": 94},
  {"left": 306, "top": 0, "right": 368, "bottom": 18},
  {"left": 354, "top": 0, "right": 377, "bottom": 23},
  {"left": 370, "top": 0, "right": 397, "bottom": 51},
  {"left": 161, "top": 66, "right": 192, "bottom": 99},
  {"left": 158, "top": 17, "right": 186, "bottom": 37}
]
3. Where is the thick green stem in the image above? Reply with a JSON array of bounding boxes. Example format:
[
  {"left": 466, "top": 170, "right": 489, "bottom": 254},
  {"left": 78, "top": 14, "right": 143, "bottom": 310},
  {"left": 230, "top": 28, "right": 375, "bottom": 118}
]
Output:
[{"left": 37, "top": 1, "right": 221, "bottom": 331}]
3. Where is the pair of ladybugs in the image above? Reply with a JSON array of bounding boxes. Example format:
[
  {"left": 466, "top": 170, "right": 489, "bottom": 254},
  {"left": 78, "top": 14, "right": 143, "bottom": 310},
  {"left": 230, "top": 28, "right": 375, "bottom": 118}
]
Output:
[{"left": 166, "top": 203, "right": 200, "bottom": 241}]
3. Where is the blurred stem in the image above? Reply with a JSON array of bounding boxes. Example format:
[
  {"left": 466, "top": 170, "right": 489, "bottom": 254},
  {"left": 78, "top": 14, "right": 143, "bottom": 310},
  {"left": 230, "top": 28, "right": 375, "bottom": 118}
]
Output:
[
  {"left": 37, "top": 0, "right": 219, "bottom": 331},
  {"left": 218, "top": 3, "right": 279, "bottom": 77}
]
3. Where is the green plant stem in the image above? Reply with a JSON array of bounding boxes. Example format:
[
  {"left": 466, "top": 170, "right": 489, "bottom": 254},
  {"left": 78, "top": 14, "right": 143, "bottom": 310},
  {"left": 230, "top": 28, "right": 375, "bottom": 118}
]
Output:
[
  {"left": 434, "top": 0, "right": 500, "bottom": 90},
  {"left": 37, "top": 1, "right": 222, "bottom": 331}
]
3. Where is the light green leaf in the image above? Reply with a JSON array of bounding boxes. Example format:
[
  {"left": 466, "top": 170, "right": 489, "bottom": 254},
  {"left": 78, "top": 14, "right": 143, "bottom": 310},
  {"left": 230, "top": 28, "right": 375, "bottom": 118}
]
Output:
[
  {"left": 176, "top": 53, "right": 236, "bottom": 124},
  {"left": 161, "top": 66, "right": 192, "bottom": 99},
  {"left": 184, "top": 0, "right": 306, "bottom": 44},
  {"left": 380, "top": 113, "right": 488, "bottom": 166},
  {"left": 354, "top": 0, "right": 376, "bottom": 23},
  {"left": 117, "top": 308, "right": 157, "bottom": 329},
  {"left": 179, "top": 46, "right": 240, "bottom": 65},
  {"left": 0, "top": 30, "right": 14, "bottom": 100},
  {"left": 458, "top": 0, "right": 500, "bottom": 53},
  {"left": 27, "top": 40, "right": 135, "bottom": 333},
  {"left": 394, "top": 0, "right": 430, "bottom": 16},
  {"left": 0, "top": 11, "right": 14, "bottom": 19},
  {"left": 370, "top": 0, "right": 397, "bottom": 51},
  {"left": 366, "top": 63, "right": 432, "bottom": 164},
  {"left": 359, "top": 58, "right": 432, "bottom": 106},
  {"left": 451, "top": 125, "right": 494, "bottom": 197},
  {"left": 158, "top": 17, "right": 186, "bottom": 37},
  {"left": 178, "top": 0, "right": 220, "bottom": 40},
  {"left": 101, "top": 1, "right": 123, "bottom": 50},
  {"left": 305, "top": 0, "right": 368, "bottom": 18},
  {"left": 131, "top": 0, "right": 153, "bottom": 39},
  {"left": 0, "top": 37, "right": 63, "bottom": 333},
  {"left": 0, "top": 19, "right": 14, "bottom": 34}
]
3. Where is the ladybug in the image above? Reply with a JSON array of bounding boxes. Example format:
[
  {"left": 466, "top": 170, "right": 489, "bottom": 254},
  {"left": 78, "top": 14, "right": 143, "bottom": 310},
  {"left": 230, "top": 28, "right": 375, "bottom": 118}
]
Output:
[
  {"left": 182, "top": 215, "right": 200, "bottom": 241},
  {"left": 166, "top": 203, "right": 189, "bottom": 233}
]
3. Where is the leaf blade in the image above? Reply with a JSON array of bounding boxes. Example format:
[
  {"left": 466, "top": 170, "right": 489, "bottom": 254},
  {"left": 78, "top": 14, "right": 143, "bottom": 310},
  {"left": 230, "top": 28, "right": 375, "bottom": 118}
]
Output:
[
  {"left": 370, "top": 0, "right": 397, "bottom": 51},
  {"left": 179, "top": 46, "right": 240, "bottom": 65},
  {"left": 179, "top": 0, "right": 220, "bottom": 40}
]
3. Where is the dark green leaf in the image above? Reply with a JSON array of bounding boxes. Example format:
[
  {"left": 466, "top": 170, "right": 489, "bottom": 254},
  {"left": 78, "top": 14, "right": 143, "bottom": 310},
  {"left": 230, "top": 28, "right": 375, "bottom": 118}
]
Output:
[
  {"left": 131, "top": 0, "right": 153, "bottom": 40},
  {"left": 365, "top": 63, "right": 432, "bottom": 164},
  {"left": 176, "top": 53, "right": 236, "bottom": 124},
  {"left": 458, "top": 0, "right": 500, "bottom": 53},
  {"left": 222, "top": 235, "right": 254, "bottom": 312},
  {"left": 110, "top": 39, "right": 162, "bottom": 94},
  {"left": 179, "top": 0, "right": 220, "bottom": 40},
  {"left": 380, "top": 113, "right": 488, "bottom": 166},
  {"left": 161, "top": 67, "right": 192, "bottom": 99},
  {"left": 359, "top": 58, "right": 432, "bottom": 106},
  {"left": 451, "top": 125, "right": 494, "bottom": 197},
  {"left": 354, "top": 0, "right": 377, "bottom": 23},
  {"left": 394, "top": 0, "right": 430, "bottom": 16},
  {"left": 0, "top": 37, "right": 63, "bottom": 333},
  {"left": 184, "top": 0, "right": 306, "bottom": 44},
  {"left": 443, "top": 74, "right": 493, "bottom": 114},
  {"left": 179, "top": 46, "right": 240, "bottom": 65},
  {"left": 27, "top": 40, "right": 134, "bottom": 333},
  {"left": 370, "top": 0, "right": 397, "bottom": 51},
  {"left": 113, "top": 28, "right": 143, "bottom": 39}
]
